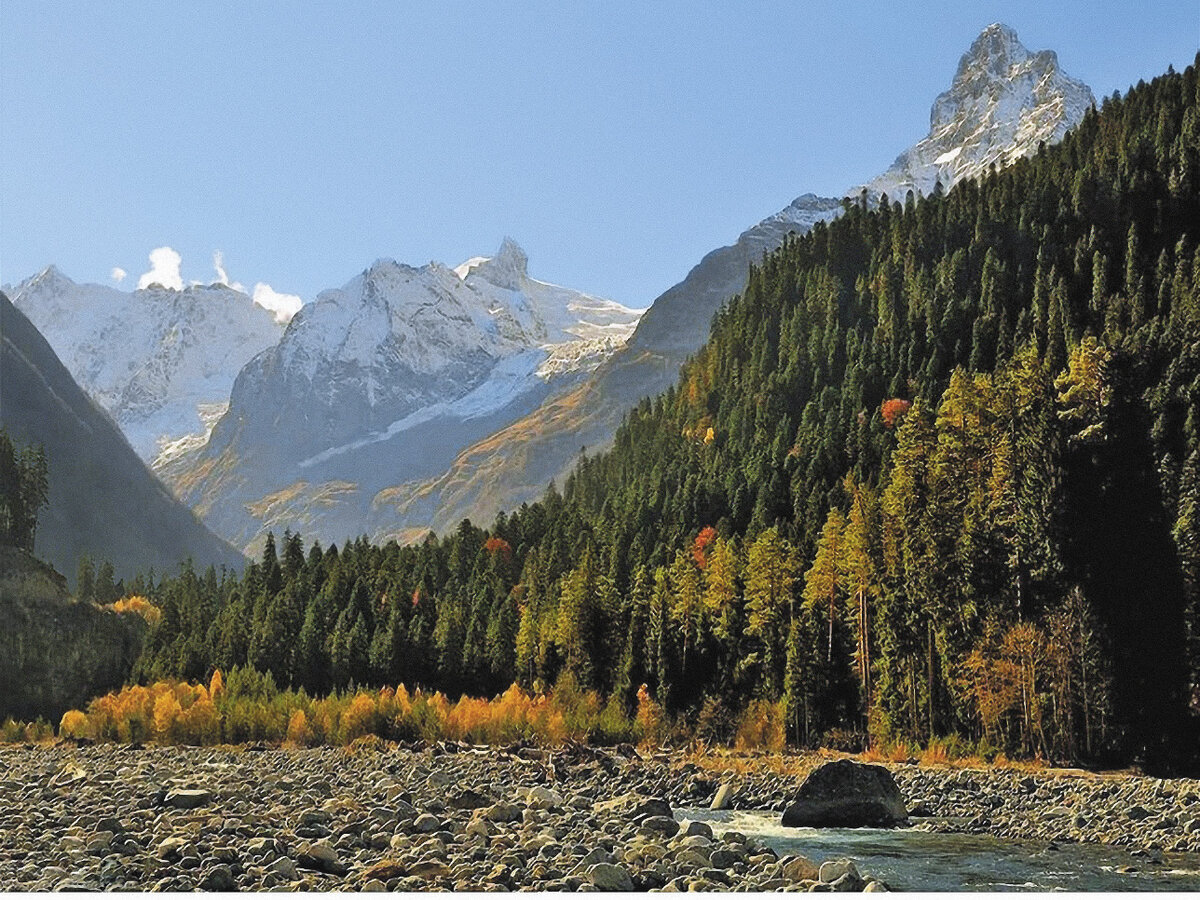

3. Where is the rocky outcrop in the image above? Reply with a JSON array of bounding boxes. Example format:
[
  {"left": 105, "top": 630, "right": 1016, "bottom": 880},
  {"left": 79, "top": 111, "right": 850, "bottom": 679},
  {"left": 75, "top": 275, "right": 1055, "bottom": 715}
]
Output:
[
  {"left": 781, "top": 760, "right": 909, "bottom": 828},
  {"left": 0, "top": 547, "right": 144, "bottom": 721}
]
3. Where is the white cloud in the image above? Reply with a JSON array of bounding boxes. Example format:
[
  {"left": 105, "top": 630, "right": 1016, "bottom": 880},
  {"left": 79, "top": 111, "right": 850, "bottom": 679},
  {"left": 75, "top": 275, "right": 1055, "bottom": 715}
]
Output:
[
  {"left": 252, "top": 282, "right": 303, "bottom": 324},
  {"left": 137, "top": 246, "right": 184, "bottom": 291},
  {"left": 110, "top": 267, "right": 127, "bottom": 283},
  {"left": 212, "top": 250, "right": 246, "bottom": 293}
]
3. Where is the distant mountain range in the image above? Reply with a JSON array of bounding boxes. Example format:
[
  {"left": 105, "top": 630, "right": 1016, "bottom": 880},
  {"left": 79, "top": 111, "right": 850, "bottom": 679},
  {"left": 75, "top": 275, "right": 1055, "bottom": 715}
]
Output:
[
  {"left": 6, "top": 23, "right": 1095, "bottom": 553},
  {"left": 6, "top": 267, "right": 284, "bottom": 463},
  {"left": 0, "top": 293, "right": 243, "bottom": 583},
  {"left": 158, "top": 239, "right": 642, "bottom": 551}
]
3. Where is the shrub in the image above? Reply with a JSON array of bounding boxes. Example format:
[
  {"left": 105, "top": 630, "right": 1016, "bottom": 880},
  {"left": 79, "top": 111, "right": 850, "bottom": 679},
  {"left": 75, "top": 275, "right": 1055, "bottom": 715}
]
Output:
[
  {"left": 105, "top": 595, "right": 162, "bottom": 626},
  {"left": 635, "top": 684, "right": 668, "bottom": 747},
  {"left": 286, "top": 709, "right": 312, "bottom": 747},
  {"left": 341, "top": 693, "right": 380, "bottom": 743},
  {"left": 734, "top": 699, "right": 785, "bottom": 752},
  {"left": 59, "top": 709, "right": 90, "bottom": 740},
  {"left": 695, "top": 695, "right": 736, "bottom": 745}
]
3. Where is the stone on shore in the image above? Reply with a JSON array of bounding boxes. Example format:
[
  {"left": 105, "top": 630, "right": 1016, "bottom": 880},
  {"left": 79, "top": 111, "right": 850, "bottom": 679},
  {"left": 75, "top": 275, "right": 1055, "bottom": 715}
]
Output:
[
  {"left": 782, "top": 760, "right": 908, "bottom": 828},
  {"left": 587, "top": 862, "right": 635, "bottom": 891},
  {"left": 164, "top": 788, "right": 213, "bottom": 809},
  {"left": 296, "top": 840, "right": 348, "bottom": 876},
  {"left": 711, "top": 782, "right": 736, "bottom": 810}
]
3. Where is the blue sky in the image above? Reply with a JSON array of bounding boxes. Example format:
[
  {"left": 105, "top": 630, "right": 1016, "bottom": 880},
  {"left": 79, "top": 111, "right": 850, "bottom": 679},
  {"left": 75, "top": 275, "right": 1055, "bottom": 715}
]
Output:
[{"left": 2, "top": 2, "right": 1196, "bottom": 308}]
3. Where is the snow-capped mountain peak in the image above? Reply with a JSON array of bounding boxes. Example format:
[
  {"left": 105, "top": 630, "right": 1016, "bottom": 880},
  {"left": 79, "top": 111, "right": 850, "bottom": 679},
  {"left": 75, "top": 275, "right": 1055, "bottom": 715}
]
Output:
[
  {"left": 6, "top": 267, "right": 285, "bottom": 462},
  {"left": 951, "top": 22, "right": 1029, "bottom": 86},
  {"left": 468, "top": 236, "right": 529, "bottom": 290},
  {"left": 853, "top": 23, "right": 1094, "bottom": 203},
  {"left": 209, "top": 239, "right": 643, "bottom": 464}
]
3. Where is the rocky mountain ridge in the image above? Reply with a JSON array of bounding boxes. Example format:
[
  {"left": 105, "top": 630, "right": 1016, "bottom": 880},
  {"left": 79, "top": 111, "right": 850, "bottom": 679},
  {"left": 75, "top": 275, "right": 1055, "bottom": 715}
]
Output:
[{"left": 159, "top": 239, "right": 643, "bottom": 551}]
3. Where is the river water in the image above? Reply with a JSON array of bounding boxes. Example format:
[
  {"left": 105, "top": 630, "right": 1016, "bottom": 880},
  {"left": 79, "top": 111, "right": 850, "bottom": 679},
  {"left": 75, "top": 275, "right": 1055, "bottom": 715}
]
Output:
[{"left": 683, "top": 809, "right": 1200, "bottom": 891}]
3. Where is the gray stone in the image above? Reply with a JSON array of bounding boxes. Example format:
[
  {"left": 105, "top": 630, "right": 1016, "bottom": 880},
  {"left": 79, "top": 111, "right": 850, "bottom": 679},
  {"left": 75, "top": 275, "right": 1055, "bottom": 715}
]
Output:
[
  {"left": 299, "top": 809, "right": 331, "bottom": 826},
  {"left": 449, "top": 789, "right": 491, "bottom": 810},
  {"left": 413, "top": 813, "right": 442, "bottom": 833},
  {"left": 711, "top": 782, "right": 736, "bottom": 811},
  {"left": 575, "top": 847, "right": 616, "bottom": 871},
  {"left": 819, "top": 859, "right": 862, "bottom": 885},
  {"left": 484, "top": 802, "right": 523, "bottom": 823},
  {"left": 830, "top": 871, "right": 866, "bottom": 891},
  {"left": 709, "top": 848, "right": 740, "bottom": 868},
  {"left": 587, "top": 862, "right": 634, "bottom": 892},
  {"left": 265, "top": 857, "right": 299, "bottom": 881},
  {"left": 296, "top": 840, "right": 348, "bottom": 876},
  {"left": 199, "top": 865, "right": 237, "bottom": 892},
  {"left": 679, "top": 820, "right": 713, "bottom": 839},
  {"left": 640, "top": 815, "right": 680, "bottom": 836},
  {"left": 527, "top": 786, "right": 564, "bottom": 810},
  {"left": 783, "top": 761, "right": 908, "bottom": 828},
  {"left": 165, "top": 789, "right": 214, "bottom": 810}
]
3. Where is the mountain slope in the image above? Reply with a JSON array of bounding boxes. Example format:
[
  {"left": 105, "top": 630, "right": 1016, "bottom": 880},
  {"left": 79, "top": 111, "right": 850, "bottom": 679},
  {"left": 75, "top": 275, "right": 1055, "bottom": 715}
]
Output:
[
  {"left": 0, "top": 292, "right": 245, "bottom": 582},
  {"left": 6, "top": 267, "right": 285, "bottom": 462},
  {"left": 368, "top": 23, "right": 1097, "bottom": 538},
  {"left": 162, "top": 239, "right": 643, "bottom": 551}
]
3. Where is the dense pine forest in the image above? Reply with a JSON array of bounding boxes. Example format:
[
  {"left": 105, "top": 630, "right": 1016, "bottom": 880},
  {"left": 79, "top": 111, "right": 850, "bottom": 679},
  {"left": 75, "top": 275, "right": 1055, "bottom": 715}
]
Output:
[{"left": 121, "top": 60, "right": 1200, "bottom": 769}]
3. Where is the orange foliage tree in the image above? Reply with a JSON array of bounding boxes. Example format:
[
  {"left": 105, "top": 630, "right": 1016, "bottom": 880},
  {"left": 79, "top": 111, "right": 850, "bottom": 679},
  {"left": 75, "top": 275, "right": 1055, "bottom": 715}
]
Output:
[
  {"left": 105, "top": 595, "right": 163, "bottom": 627},
  {"left": 880, "top": 398, "right": 912, "bottom": 428},
  {"left": 691, "top": 526, "right": 718, "bottom": 569}
]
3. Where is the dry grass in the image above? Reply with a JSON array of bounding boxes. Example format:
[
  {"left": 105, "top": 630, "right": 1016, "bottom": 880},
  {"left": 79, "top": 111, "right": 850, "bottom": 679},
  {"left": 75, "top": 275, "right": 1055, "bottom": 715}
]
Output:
[{"left": 682, "top": 743, "right": 1058, "bottom": 780}]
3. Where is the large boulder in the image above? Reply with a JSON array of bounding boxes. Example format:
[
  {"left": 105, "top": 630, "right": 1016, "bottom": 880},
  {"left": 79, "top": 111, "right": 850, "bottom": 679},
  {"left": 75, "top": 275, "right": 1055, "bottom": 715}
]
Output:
[{"left": 781, "top": 760, "right": 908, "bottom": 828}]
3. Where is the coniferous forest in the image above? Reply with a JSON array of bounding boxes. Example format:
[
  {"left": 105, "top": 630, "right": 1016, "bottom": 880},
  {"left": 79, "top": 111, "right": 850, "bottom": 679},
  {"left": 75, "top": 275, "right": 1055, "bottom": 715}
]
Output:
[{"left": 111, "top": 59, "right": 1200, "bottom": 769}]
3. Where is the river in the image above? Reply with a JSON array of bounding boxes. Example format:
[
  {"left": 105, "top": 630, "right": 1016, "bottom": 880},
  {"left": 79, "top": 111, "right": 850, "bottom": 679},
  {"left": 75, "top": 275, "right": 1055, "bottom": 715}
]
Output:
[{"left": 683, "top": 809, "right": 1200, "bottom": 891}]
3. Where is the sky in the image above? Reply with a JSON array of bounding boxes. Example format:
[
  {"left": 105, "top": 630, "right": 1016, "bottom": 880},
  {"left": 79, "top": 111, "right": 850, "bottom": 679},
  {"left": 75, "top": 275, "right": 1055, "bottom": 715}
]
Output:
[{"left": 1, "top": 2, "right": 1197, "bottom": 310}]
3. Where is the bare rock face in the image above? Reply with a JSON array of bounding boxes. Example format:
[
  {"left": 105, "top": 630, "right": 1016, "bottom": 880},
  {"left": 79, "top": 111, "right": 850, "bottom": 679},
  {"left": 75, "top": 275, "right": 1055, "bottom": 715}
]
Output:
[{"left": 781, "top": 760, "right": 908, "bottom": 828}]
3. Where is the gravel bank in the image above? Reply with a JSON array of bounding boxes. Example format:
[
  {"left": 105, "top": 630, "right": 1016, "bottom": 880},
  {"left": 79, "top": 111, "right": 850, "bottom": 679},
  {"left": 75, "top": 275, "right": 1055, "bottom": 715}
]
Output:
[
  {"left": 0, "top": 743, "right": 882, "bottom": 892},
  {"left": 4, "top": 742, "right": 1195, "bottom": 891}
]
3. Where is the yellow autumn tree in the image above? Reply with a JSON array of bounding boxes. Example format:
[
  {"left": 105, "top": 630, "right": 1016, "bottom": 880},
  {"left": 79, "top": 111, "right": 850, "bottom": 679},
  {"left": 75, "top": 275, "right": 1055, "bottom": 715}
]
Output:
[
  {"left": 59, "top": 709, "right": 89, "bottom": 739},
  {"left": 208, "top": 668, "right": 225, "bottom": 701},
  {"left": 286, "top": 709, "right": 311, "bottom": 747}
]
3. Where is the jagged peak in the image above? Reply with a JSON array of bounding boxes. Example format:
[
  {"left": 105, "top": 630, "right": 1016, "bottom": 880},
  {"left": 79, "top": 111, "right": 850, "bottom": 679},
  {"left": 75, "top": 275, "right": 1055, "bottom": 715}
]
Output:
[
  {"left": 467, "top": 237, "right": 529, "bottom": 290},
  {"left": 955, "top": 23, "right": 1029, "bottom": 83},
  {"left": 27, "top": 264, "right": 75, "bottom": 290},
  {"left": 364, "top": 258, "right": 419, "bottom": 278}
]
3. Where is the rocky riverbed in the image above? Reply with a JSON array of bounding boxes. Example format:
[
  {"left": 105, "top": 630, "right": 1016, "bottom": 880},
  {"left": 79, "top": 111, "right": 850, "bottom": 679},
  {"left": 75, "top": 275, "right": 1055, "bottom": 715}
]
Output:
[
  {"left": 0, "top": 743, "right": 882, "bottom": 892},
  {"left": 678, "top": 754, "right": 1200, "bottom": 856},
  {"left": 2, "top": 741, "right": 1198, "bottom": 891}
]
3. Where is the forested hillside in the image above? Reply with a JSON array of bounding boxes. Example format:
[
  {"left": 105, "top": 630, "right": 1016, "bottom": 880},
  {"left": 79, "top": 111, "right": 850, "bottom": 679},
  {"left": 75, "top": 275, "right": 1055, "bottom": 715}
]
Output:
[{"left": 132, "top": 60, "right": 1200, "bottom": 768}]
